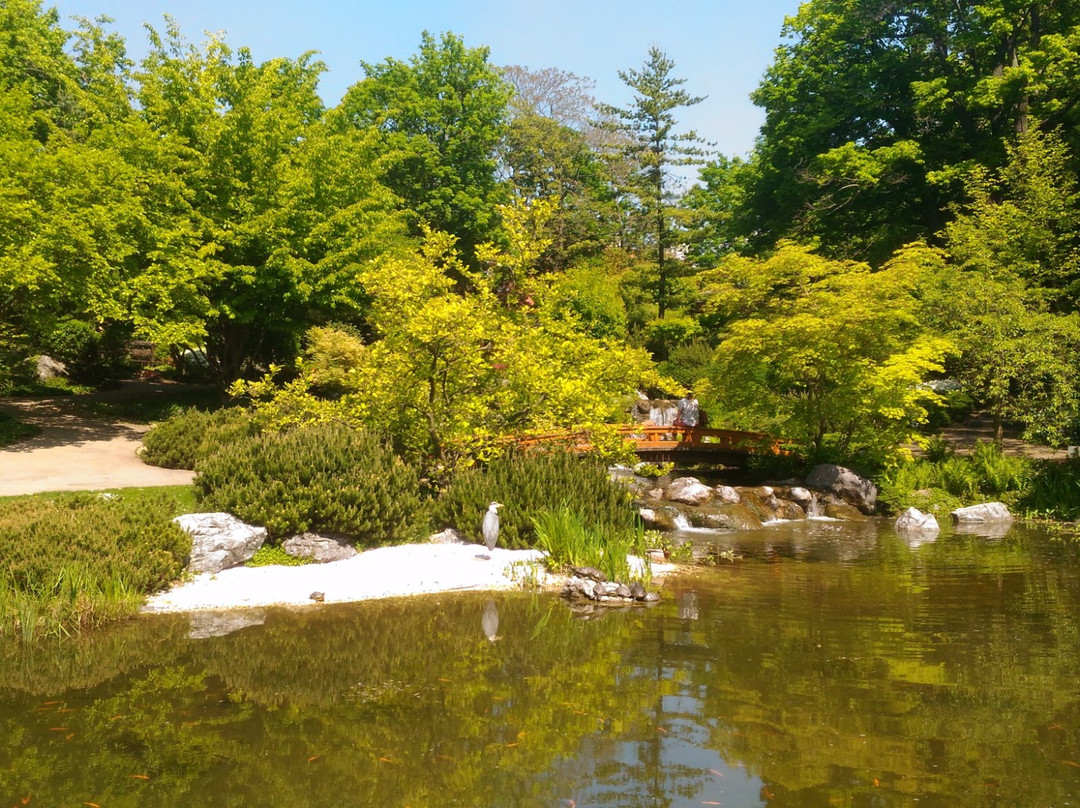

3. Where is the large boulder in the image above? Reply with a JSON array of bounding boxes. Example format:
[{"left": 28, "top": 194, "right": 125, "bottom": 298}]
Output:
[
  {"left": 175, "top": 513, "right": 267, "bottom": 574},
  {"left": 665, "top": 477, "right": 713, "bottom": 506},
  {"left": 36, "top": 354, "right": 66, "bottom": 381},
  {"left": 951, "top": 502, "right": 1013, "bottom": 523},
  {"left": 807, "top": 464, "right": 878, "bottom": 514},
  {"left": 689, "top": 503, "right": 764, "bottom": 532},
  {"left": 823, "top": 499, "right": 868, "bottom": 521},
  {"left": 283, "top": 532, "right": 358, "bottom": 563},
  {"left": 895, "top": 507, "right": 940, "bottom": 534}
]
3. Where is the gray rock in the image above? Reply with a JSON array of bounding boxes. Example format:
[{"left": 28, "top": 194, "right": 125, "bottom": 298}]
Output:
[
  {"left": 36, "top": 354, "right": 66, "bottom": 381},
  {"left": 895, "top": 507, "right": 940, "bottom": 534},
  {"left": 807, "top": 464, "right": 878, "bottom": 514},
  {"left": 643, "top": 592, "right": 661, "bottom": 602},
  {"left": 175, "top": 513, "right": 267, "bottom": 574},
  {"left": 951, "top": 502, "right": 1013, "bottom": 523},
  {"left": 714, "top": 485, "right": 741, "bottom": 504},
  {"left": 772, "top": 499, "right": 807, "bottom": 521},
  {"left": 644, "top": 487, "right": 666, "bottom": 500},
  {"left": 638, "top": 507, "right": 678, "bottom": 532},
  {"left": 573, "top": 565, "right": 607, "bottom": 582},
  {"left": 785, "top": 486, "right": 813, "bottom": 505},
  {"left": 666, "top": 476, "right": 714, "bottom": 506},
  {"left": 283, "top": 532, "right": 357, "bottom": 563},
  {"left": 428, "top": 528, "right": 467, "bottom": 545}
]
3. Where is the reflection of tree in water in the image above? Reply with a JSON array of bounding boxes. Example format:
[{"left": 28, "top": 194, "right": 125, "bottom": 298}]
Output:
[
  {"left": 666, "top": 526, "right": 1080, "bottom": 807},
  {"left": 2, "top": 527, "right": 1080, "bottom": 806}
]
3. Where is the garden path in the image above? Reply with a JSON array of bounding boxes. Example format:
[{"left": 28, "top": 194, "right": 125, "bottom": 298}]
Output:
[
  {"left": 925, "top": 411, "right": 1065, "bottom": 461},
  {"left": 0, "top": 382, "right": 195, "bottom": 496}
]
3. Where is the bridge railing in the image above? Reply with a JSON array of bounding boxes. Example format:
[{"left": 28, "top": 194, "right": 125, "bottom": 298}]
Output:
[{"left": 513, "top": 425, "right": 786, "bottom": 456}]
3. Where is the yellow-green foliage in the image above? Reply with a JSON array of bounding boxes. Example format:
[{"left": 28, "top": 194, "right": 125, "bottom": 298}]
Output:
[
  {"left": 194, "top": 423, "right": 423, "bottom": 544},
  {"left": 142, "top": 407, "right": 257, "bottom": 470},
  {"left": 432, "top": 450, "right": 635, "bottom": 549},
  {"left": 0, "top": 492, "right": 190, "bottom": 639},
  {"left": 237, "top": 231, "right": 674, "bottom": 473},
  {"left": 700, "top": 242, "right": 953, "bottom": 462}
]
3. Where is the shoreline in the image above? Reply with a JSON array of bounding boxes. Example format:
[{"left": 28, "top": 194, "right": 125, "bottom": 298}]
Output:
[{"left": 143, "top": 542, "right": 672, "bottom": 614}]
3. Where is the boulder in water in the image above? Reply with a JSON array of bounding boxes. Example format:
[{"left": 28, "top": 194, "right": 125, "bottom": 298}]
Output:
[
  {"left": 951, "top": 502, "right": 1012, "bottom": 523},
  {"left": 665, "top": 477, "right": 713, "bottom": 506},
  {"left": 895, "top": 507, "right": 940, "bottom": 534}
]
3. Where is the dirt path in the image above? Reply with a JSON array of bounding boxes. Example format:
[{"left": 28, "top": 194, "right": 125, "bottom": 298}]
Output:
[
  {"left": 929, "top": 411, "right": 1066, "bottom": 461},
  {"left": 0, "top": 382, "right": 195, "bottom": 497}
]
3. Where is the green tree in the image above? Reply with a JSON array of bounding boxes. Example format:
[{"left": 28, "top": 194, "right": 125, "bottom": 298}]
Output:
[
  {"left": 701, "top": 243, "right": 952, "bottom": 463},
  {"left": 135, "top": 22, "right": 404, "bottom": 381},
  {"left": 337, "top": 32, "right": 512, "bottom": 264},
  {"left": 725, "top": 0, "right": 1080, "bottom": 262},
  {"left": 602, "top": 47, "right": 708, "bottom": 317}
]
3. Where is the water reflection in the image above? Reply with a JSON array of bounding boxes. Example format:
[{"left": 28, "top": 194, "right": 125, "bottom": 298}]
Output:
[
  {"left": 1, "top": 521, "right": 1079, "bottom": 806},
  {"left": 482, "top": 599, "right": 500, "bottom": 642}
]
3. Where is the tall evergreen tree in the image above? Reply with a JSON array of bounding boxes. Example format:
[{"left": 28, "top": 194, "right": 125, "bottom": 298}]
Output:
[{"left": 603, "top": 48, "right": 707, "bottom": 317}]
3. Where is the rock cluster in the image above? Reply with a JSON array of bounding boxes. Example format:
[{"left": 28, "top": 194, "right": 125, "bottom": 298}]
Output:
[
  {"left": 560, "top": 566, "right": 660, "bottom": 604},
  {"left": 626, "top": 464, "right": 879, "bottom": 534}
]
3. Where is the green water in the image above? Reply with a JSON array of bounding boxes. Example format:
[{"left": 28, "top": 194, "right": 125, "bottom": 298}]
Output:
[{"left": 3, "top": 519, "right": 1080, "bottom": 807}]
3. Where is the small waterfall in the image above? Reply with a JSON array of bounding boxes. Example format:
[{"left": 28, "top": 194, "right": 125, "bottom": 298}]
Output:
[
  {"left": 672, "top": 512, "right": 691, "bottom": 530},
  {"left": 805, "top": 494, "right": 824, "bottom": 518},
  {"left": 649, "top": 402, "right": 677, "bottom": 426}
]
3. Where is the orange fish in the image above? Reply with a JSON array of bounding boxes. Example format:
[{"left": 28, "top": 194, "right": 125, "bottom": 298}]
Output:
[
  {"left": 657, "top": 727, "right": 668, "bottom": 734},
  {"left": 377, "top": 757, "right": 394, "bottom": 763},
  {"left": 1063, "top": 760, "right": 1080, "bottom": 769},
  {"left": 83, "top": 803, "right": 100, "bottom": 807},
  {"left": 128, "top": 775, "right": 150, "bottom": 780},
  {"left": 709, "top": 769, "right": 724, "bottom": 778},
  {"left": 702, "top": 802, "right": 722, "bottom": 806},
  {"left": 307, "top": 755, "right": 320, "bottom": 763},
  {"left": 48, "top": 727, "right": 68, "bottom": 732}
]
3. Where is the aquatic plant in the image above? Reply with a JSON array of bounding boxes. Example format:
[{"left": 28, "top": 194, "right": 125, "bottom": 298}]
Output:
[{"left": 531, "top": 506, "right": 648, "bottom": 584}]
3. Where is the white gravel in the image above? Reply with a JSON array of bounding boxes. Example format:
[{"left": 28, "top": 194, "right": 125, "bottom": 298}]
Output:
[{"left": 142, "top": 543, "right": 557, "bottom": 613}]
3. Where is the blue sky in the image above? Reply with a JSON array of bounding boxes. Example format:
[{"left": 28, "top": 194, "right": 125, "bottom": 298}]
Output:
[{"left": 48, "top": 0, "right": 803, "bottom": 163}]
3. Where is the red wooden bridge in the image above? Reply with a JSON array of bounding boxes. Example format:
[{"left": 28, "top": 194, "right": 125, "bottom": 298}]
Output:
[{"left": 516, "top": 425, "right": 786, "bottom": 466}]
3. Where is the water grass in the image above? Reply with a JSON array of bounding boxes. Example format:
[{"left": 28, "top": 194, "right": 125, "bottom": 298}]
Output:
[{"left": 532, "top": 506, "right": 649, "bottom": 584}]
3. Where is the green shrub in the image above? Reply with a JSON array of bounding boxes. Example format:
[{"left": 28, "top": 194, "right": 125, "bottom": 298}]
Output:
[
  {"left": 971, "top": 440, "right": 1029, "bottom": 495},
  {"left": 246, "top": 544, "right": 312, "bottom": 567},
  {"left": 142, "top": 407, "right": 256, "bottom": 470},
  {"left": 657, "top": 339, "right": 715, "bottom": 388},
  {"left": 532, "top": 507, "right": 647, "bottom": 583},
  {"left": 1019, "top": 460, "right": 1080, "bottom": 520},
  {"left": 0, "top": 492, "right": 190, "bottom": 639},
  {"left": 42, "top": 320, "right": 128, "bottom": 384},
  {"left": 432, "top": 450, "right": 635, "bottom": 549},
  {"left": 194, "top": 423, "right": 424, "bottom": 545},
  {"left": 0, "top": 412, "right": 39, "bottom": 447}
]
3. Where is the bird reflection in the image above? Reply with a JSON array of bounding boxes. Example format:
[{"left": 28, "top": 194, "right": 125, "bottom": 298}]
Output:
[{"left": 481, "top": 599, "right": 501, "bottom": 642}]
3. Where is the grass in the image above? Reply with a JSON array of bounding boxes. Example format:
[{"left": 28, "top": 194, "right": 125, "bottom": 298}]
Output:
[
  {"left": 0, "top": 484, "right": 197, "bottom": 513},
  {"left": 532, "top": 506, "right": 649, "bottom": 584},
  {"left": 0, "top": 411, "right": 40, "bottom": 447}
]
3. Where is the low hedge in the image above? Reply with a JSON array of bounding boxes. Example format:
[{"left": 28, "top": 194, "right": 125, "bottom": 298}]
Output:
[
  {"left": 141, "top": 407, "right": 256, "bottom": 470},
  {"left": 193, "top": 422, "right": 424, "bottom": 545}
]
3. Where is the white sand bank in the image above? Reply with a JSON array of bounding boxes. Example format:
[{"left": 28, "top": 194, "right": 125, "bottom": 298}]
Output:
[{"left": 142, "top": 543, "right": 558, "bottom": 614}]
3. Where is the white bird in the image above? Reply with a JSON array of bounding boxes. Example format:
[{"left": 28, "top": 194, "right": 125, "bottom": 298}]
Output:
[{"left": 482, "top": 502, "right": 503, "bottom": 552}]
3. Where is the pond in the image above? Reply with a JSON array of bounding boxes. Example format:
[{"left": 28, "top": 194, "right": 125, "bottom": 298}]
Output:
[{"left": 2, "top": 519, "right": 1080, "bottom": 807}]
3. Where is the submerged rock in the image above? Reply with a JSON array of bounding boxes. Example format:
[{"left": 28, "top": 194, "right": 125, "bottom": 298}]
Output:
[
  {"left": 772, "top": 499, "right": 807, "bottom": 521},
  {"left": 823, "top": 499, "right": 868, "bottom": 521},
  {"left": 951, "top": 502, "right": 1013, "bottom": 523}
]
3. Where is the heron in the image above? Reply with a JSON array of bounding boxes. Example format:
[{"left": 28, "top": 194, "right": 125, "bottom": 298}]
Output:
[{"left": 482, "top": 502, "right": 502, "bottom": 552}]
